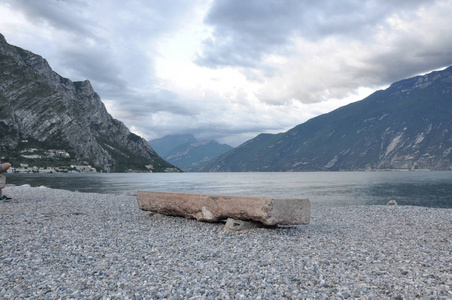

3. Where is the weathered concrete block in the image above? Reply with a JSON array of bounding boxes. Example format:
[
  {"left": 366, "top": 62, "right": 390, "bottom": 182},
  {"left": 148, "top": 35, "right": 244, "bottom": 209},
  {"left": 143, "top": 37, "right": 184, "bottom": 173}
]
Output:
[{"left": 137, "top": 191, "right": 310, "bottom": 226}]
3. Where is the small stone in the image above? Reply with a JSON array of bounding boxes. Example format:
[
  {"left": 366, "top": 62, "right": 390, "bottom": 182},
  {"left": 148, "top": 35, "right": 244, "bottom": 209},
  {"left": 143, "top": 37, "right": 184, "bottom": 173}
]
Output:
[
  {"left": 223, "top": 218, "right": 265, "bottom": 232},
  {"left": 387, "top": 200, "right": 398, "bottom": 206},
  {"left": 122, "top": 191, "right": 137, "bottom": 196}
]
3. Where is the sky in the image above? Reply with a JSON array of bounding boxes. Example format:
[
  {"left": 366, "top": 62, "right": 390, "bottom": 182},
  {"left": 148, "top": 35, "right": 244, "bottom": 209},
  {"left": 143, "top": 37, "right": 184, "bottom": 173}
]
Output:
[{"left": 1, "top": 0, "right": 451, "bottom": 147}]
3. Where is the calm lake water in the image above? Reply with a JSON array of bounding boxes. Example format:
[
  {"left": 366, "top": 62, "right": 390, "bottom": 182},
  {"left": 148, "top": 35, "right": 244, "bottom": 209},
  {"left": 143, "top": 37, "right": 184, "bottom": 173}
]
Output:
[{"left": 4, "top": 171, "right": 452, "bottom": 208}]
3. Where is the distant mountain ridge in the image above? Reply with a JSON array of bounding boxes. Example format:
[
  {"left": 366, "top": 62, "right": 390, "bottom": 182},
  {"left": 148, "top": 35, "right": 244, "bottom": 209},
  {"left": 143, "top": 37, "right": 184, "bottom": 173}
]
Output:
[
  {"left": 149, "top": 134, "right": 197, "bottom": 158},
  {"left": 0, "top": 33, "right": 178, "bottom": 172},
  {"left": 202, "top": 66, "right": 452, "bottom": 171},
  {"left": 149, "top": 134, "right": 233, "bottom": 171}
]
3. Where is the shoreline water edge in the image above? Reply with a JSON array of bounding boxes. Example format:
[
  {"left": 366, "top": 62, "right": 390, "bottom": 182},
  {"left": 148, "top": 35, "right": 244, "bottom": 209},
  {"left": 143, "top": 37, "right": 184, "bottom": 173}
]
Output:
[
  {"left": 5, "top": 171, "right": 452, "bottom": 209},
  {"left": 0, "top": 185, "right": 451, "bottom": 299}
]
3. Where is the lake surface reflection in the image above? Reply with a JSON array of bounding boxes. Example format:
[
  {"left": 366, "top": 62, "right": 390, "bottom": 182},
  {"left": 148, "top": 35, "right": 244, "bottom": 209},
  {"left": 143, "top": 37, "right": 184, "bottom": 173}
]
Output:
[{"left": 5, "top": 171, "right": 452, "bottom": 208}]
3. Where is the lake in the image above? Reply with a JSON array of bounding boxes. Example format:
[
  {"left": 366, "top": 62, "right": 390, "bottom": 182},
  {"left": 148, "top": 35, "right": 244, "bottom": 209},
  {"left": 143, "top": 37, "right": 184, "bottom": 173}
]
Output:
[{"left": 4, "top": 171, "right": 452, "bottom": 208}]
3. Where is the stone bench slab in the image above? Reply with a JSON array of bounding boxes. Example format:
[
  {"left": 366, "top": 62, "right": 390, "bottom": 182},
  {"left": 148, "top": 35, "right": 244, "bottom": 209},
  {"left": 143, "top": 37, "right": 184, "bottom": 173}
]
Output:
[{"left": 137, "top": 191, "right": 310, "bottom": 226}]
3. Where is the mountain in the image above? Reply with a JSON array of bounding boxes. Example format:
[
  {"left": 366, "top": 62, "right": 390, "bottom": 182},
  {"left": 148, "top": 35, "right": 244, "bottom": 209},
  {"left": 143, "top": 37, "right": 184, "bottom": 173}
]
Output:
[
  {"left": 0, "top": 33, "right": 178, "bottom": 172},
  {"left": 165, "top": 140, "right": 233, "bottom": 171},
  {"left": 202, "top": 66, "right": 452, "bottom": 172},
  {"left": 149, "top": 134, "right": 197, "bottom": 158},
  {"left": 149, "top": 134, "right": 233, "bottom": 171}
]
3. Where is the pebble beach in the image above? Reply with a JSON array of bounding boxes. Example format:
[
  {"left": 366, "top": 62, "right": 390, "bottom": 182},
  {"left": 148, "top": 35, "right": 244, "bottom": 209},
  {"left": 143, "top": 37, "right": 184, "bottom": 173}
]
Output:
[{"left": 0, "top": 186, "right": 451, "bottom": 299}]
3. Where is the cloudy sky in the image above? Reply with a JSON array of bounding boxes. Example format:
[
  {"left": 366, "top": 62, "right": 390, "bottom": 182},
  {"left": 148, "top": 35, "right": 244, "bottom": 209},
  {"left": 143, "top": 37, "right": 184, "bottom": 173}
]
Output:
[{"left": 1, "top": 0, "right": 451, "bottom": 146}]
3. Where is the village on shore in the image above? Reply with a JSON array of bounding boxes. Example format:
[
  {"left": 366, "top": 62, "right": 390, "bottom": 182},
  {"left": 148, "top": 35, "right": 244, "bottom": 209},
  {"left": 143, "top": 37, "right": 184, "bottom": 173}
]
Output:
[
  {"left": 9, "top": 164, "right": 97, "bottom": 174},
  {"left": 2, "top": 147, "right": 97, "bottom": 173}
]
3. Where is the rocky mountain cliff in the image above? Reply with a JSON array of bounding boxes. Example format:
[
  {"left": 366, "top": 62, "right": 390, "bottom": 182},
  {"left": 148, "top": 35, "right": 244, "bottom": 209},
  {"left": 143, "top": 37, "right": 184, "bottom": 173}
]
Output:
[
  {"left": 0, "top": 33, "right": 178, "bottom": 172},
  {"left": 149, "top": 134, "right": 233, "bottom": 171},
  {"left": 202, "top": 66, "right": 452, "bottom": 172}
]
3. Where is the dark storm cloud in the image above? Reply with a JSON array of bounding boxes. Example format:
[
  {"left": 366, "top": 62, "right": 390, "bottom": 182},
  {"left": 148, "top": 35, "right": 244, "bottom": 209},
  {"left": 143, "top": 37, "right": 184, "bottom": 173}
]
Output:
[
  {"left": 6, "top": 0, "right": 194, "bottom": 38},
  {"left": 196, "top": 0, "right": 434, "bottom": 69},
  {"left": 6, "top": 0, "right": 95, "bottom": 37},
  {"left": 196, "top": 0, "right": 303, "bottom": 68}
]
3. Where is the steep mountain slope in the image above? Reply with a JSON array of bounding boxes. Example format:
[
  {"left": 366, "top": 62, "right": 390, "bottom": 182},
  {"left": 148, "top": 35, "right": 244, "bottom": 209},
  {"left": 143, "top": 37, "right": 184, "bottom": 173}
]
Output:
[
  {"left": 0, "top": 33, "right": 178, "bottom": 172},
  {"left": 203, "top": 66, "right": 452, "bottom": 171},
  {"left": 149, "top": 134, "right": 233, "bottom": 171}
]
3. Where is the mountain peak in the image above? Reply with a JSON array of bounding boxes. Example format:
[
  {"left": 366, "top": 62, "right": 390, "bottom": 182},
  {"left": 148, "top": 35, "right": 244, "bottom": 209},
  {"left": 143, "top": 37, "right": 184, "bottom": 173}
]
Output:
[
  {"left": 148, "top": 134, "right": 197, "bottom": 157},
  {"left": 149, "top": 134, "right": 233, "bottom": 171},
  {"left": 74, "top": 80, "right": 95, "bottom": 95},
  {"left": 389, "top": 66, "right": 452, "bottom": 93}
]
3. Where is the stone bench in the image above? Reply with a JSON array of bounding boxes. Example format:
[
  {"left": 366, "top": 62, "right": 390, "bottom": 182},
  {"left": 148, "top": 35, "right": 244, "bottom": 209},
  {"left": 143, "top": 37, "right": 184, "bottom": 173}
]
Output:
[{"left": 137, "top": 191, "right": 310, "bottom": 227}]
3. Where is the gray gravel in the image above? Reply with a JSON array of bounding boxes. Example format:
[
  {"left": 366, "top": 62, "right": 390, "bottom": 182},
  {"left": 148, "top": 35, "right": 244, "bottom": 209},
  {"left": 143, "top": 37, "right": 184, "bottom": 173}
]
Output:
[{"left": 1, "top": 186, "right": 451, "bottom": 299}]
